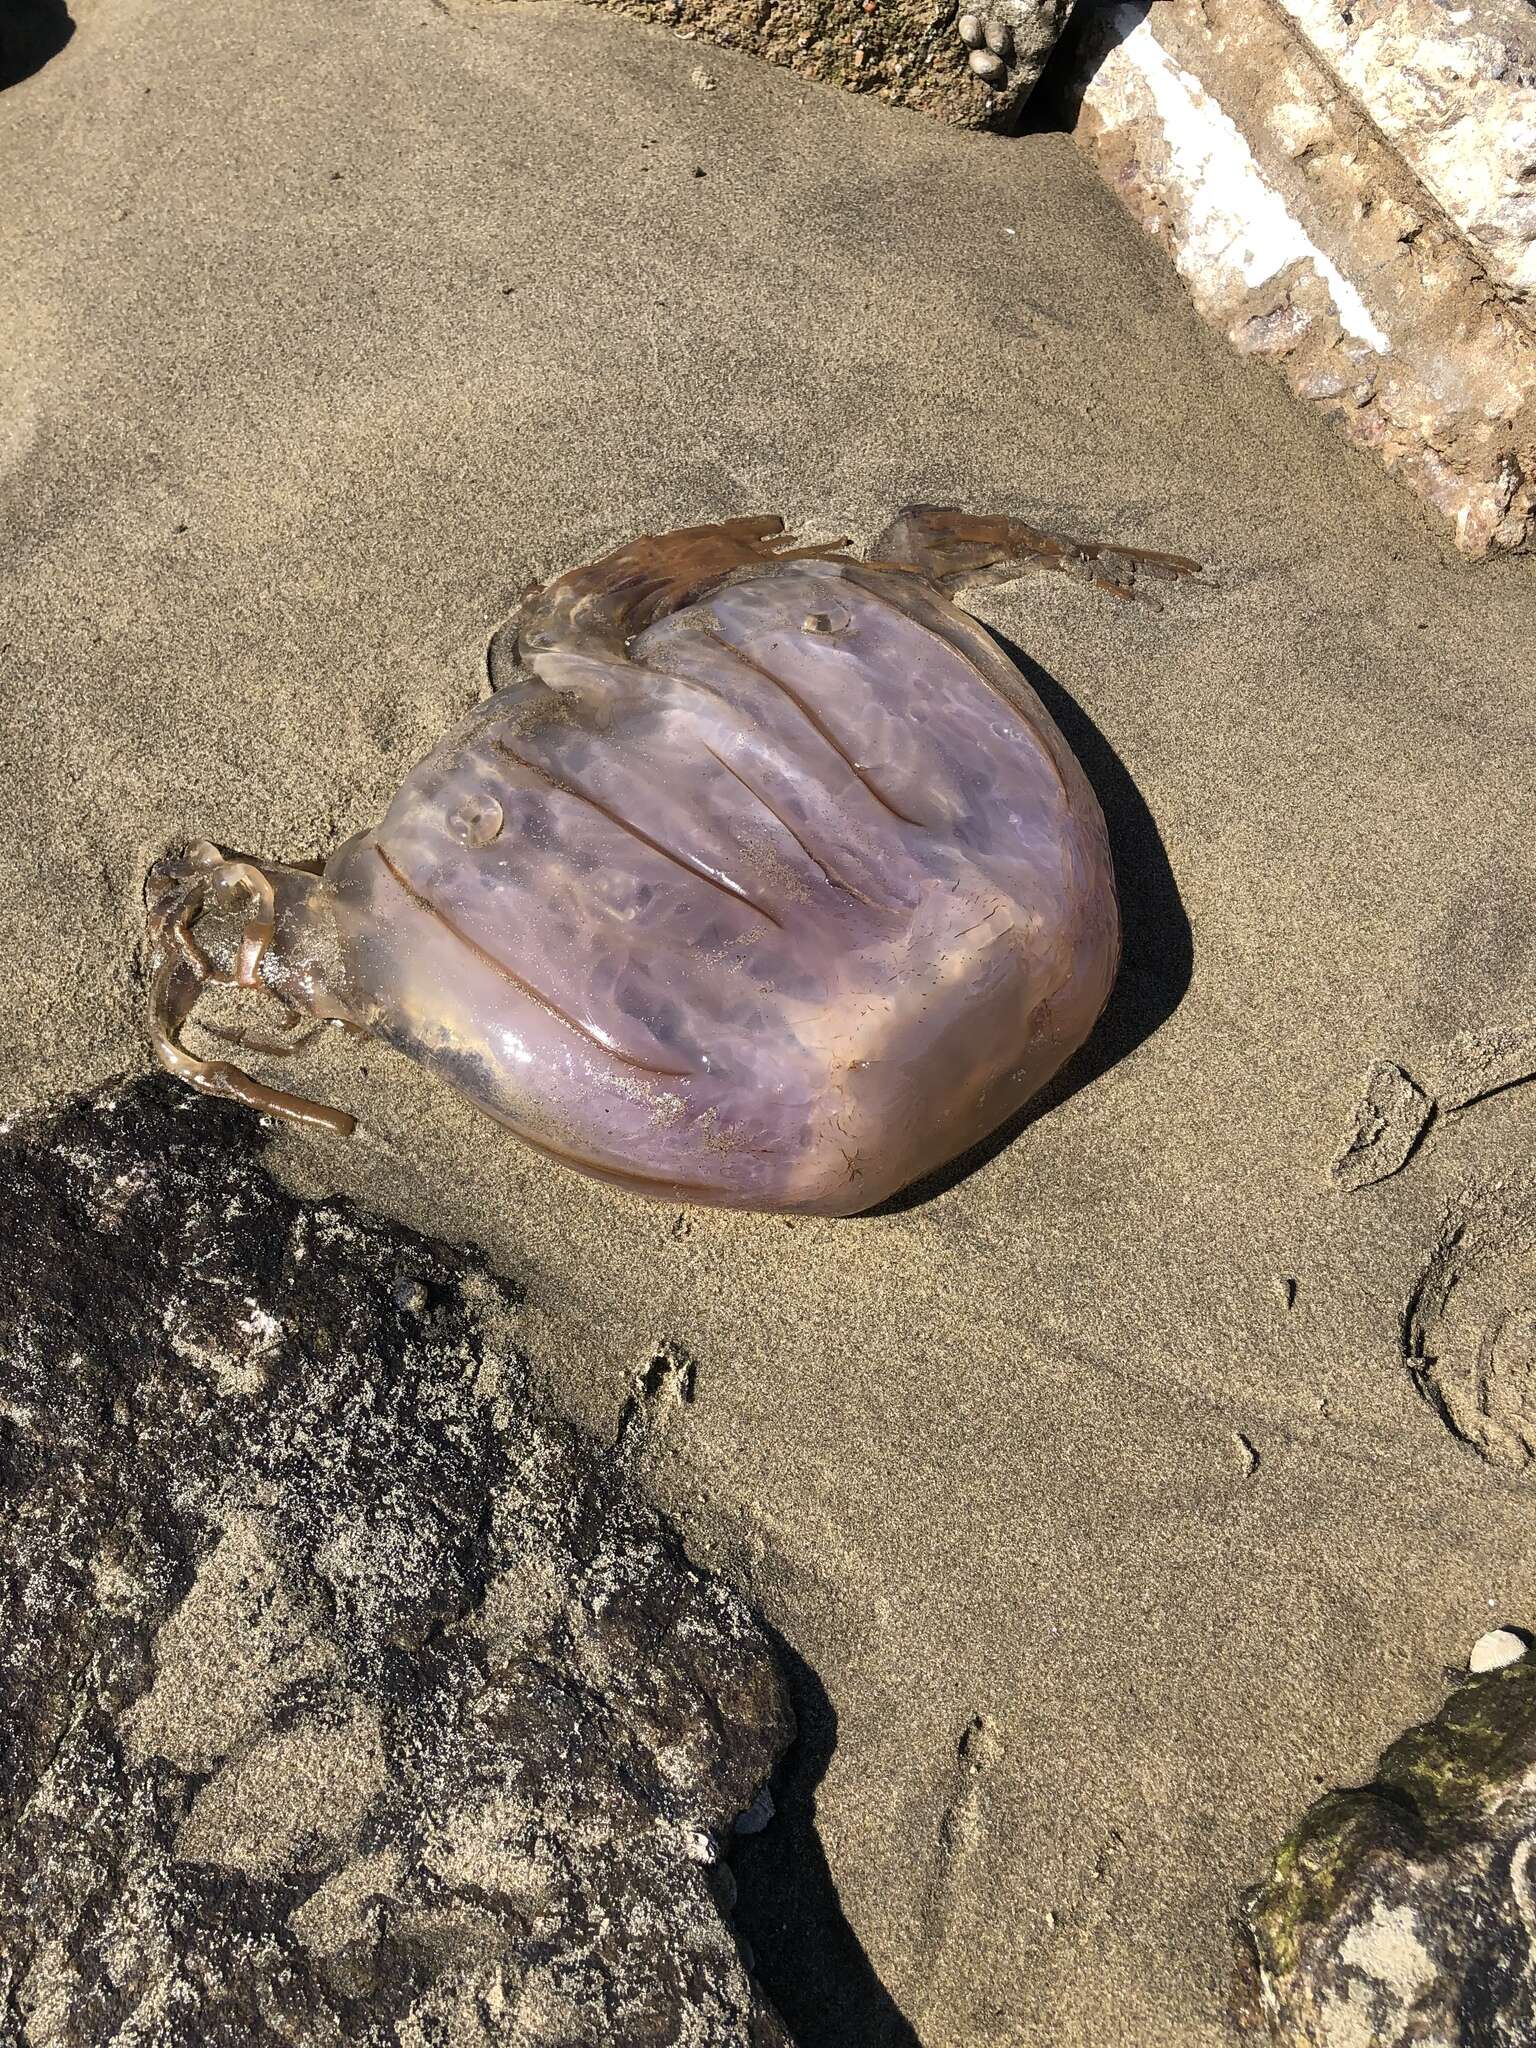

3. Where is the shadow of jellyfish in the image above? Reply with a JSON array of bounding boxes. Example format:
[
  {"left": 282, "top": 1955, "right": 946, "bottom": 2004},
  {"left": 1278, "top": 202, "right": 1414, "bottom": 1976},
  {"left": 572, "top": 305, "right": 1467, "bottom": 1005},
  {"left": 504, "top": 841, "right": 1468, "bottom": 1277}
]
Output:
[
  {"left": 1, "top": 0, "right": 74, "bottom": 90},
  {"left": 734, "top": 1628, "right": 923, "bottom": 2048}
]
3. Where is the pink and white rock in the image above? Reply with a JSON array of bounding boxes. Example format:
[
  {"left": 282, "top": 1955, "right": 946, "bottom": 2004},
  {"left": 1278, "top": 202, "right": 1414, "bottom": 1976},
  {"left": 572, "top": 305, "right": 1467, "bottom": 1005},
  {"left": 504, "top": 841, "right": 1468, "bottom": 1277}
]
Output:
[
  {"left": 1066, "top": 0, "right": 1536, "bottom": 556},
  {"left": 1273, "top": 0, "right": 1536, "bottom": 303}
]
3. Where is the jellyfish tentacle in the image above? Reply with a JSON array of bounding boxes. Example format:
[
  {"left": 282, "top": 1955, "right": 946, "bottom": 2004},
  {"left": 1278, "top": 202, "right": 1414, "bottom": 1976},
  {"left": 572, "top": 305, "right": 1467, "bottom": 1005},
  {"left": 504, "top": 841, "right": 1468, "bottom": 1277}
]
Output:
[
  {"left": 499, "top": 517, "right": 856, "bottom": 678},
  {"left": 869, "top": 504, "right": 1202, "bottom": 605},
  {"left": 195, "top": 1016, "right": 332, "bottom": 1058},
  {"left": 145, "top": 849, "right": 357, "bottom": 1138}
]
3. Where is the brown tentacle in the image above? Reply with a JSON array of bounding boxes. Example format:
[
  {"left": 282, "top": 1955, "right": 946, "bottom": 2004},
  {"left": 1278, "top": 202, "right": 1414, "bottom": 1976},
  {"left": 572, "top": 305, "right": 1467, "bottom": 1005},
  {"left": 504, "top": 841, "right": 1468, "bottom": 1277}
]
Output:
[
  {"left": 145, "top": 848, "right": 356, "bottom": 1138},
  {"left": 869, "top": 505, "right": 1202, "bottom": 605},
  {"left": 510, "top": 518, "right": 856, "bottom": 669}
]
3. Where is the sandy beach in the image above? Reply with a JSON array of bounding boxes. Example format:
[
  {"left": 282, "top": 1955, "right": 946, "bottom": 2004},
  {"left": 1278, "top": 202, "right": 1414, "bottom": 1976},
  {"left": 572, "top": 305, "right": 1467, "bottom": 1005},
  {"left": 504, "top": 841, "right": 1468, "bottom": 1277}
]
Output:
[{"left": 5, "top": 0, "right": 1536, "bottom": 2039}]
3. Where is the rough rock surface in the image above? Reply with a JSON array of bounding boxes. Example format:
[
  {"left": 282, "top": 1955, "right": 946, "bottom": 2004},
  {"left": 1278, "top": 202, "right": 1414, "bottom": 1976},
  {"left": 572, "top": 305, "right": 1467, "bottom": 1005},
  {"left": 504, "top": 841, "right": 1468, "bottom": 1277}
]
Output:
[
  {"left": 532, "top": 0, "right": 1039, "bottom": 130},
  {"left": 1275, "top": 0, "right": 1536, "bottom": 301},
  {"left": 0, "top": 1076, "right": 792, "bottom": 2046},
  {"left": 1066, "top": 0, "right": 1536, "bottom": 555},
  {"left": 1235, "top": 1658, "right": 1536, "bottom": 2044}
]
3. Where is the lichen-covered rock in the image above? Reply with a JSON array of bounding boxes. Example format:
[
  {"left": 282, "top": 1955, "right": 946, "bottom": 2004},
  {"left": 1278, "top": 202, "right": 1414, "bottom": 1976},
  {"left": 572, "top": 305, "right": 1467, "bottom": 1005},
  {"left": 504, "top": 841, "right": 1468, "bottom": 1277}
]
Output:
[
  {"left": 1065, "top": 0, "right": 1536, "bottom": 556},
  {"left": 0, "top": 1076, "right": 792, "bottom": 2046},
  {"left": 1235, "top": 1661, "right": 1536, "bottom": 2044}
]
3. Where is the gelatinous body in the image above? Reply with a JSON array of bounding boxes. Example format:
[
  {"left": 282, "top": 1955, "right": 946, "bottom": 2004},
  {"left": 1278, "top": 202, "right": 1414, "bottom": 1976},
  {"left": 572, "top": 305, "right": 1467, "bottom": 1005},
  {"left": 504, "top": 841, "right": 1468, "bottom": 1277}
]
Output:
[{"left": 147, "top": 509, "right": 1197, "bottom": 1214}]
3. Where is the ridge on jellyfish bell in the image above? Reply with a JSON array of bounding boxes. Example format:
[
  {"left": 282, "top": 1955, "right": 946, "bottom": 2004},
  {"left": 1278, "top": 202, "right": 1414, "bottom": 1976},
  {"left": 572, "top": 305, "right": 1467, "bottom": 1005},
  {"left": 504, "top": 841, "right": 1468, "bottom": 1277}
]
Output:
[{"left": 145, "top": 506, "right": 1199, "bottom": 1216}]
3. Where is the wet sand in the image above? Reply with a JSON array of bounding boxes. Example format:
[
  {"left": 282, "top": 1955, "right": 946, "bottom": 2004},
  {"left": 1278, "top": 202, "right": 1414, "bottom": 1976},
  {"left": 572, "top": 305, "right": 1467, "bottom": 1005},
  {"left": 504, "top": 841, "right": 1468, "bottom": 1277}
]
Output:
[{"left": 4, "top": 0, "right": 1536, "bottom": 2040}]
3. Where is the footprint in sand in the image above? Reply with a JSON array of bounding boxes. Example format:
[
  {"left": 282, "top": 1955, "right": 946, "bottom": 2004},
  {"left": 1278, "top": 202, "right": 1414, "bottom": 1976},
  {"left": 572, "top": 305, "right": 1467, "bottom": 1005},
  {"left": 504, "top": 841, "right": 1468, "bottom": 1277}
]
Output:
[
  {"left": 1406, "top": 1184, "right": 1536, "bottom": 1471},
  {"left": 1331, "top": 1023, "right": 1536, "bottom": 1192}
]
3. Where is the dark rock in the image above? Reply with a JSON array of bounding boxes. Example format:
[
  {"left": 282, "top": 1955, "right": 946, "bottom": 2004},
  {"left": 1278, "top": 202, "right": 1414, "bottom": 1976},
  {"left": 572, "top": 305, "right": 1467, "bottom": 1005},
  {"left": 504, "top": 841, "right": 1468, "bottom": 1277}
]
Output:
[
  {"left": 0, "top": 1076, "right": 792, "bottom": 2045},
  {"left": 569, "top": 0, "right": 1038, "bottom": 132},
  {"left": 1235, "top": 1660, "right": 1536, "bottom": 2044}
]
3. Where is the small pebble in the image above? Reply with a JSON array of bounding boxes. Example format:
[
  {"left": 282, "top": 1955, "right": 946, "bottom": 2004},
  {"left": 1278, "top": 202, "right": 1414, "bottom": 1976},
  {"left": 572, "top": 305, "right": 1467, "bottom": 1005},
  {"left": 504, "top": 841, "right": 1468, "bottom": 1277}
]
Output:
[
  {"left": 957, "top": 11, "right": 985, "bottom": 46},
  {"left": 689, "top": 63, "right": 716, "bottom": 89},
  {"left": 1469, "top": 1627, "right": 1528, "bottom": 1674},
  {"left": 968, "top": 47, "right": 1007, "bottom": 83},
  {"left": 983, "top": 16, "right": 1012, "bottom": 55}
]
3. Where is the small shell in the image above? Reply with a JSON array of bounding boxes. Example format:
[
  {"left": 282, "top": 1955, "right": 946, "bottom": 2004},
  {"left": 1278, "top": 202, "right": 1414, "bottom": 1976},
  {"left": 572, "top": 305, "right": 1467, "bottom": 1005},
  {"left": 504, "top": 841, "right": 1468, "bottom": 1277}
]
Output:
[
  {"left": 983, "top": 16, "right": 1012, "bottom": 56},
  {"left": 957, "top": 10, "right": 985, "bottom": 45},
  {"left": 968, "top": 46, "right": 1007, "bottom": 82},
  {"left": 1470, "top": 1629, "right": 1529, "bottom": 1674}
]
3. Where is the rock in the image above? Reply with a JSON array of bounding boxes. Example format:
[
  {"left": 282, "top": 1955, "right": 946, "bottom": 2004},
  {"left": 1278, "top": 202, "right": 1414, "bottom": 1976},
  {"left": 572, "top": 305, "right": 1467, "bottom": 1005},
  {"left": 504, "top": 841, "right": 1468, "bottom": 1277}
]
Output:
[
  {"left": 1064, "top": 0, "right": 1536, "bottom": 557},
  {"left": 1469, "top": 1628, "right": 1528, "bottom": 1675},
  {"left": 570, "top": 0, "right": 1047, "bottom": 130},
  {"left": 0, "top": 1076, "right": 792, "bottom": 2046},
  {"left": 734, "top": 1786, "right": 777, "bottom": 1835},
  {"left": 983, "top": 0, "right": 1071, "bottom": 85},
  {"left": 1235, "top": 1659, "right": 1536, "bottom": 2044},
  {"left": 1329, "top": 1060, "right": 1433, "bottom": 1191},
  {"left": 1273, "top": 0, "right": 1536, "bottom": 302}
]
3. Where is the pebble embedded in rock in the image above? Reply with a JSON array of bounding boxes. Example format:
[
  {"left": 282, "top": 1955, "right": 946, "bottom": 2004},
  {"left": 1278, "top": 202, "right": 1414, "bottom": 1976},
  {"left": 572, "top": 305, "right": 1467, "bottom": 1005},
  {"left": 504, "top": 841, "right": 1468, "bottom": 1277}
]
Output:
[
  {"left": 968, "top": 46, "right": 1007, "bottom": 82},
  {"left": 1470, "top": 1627, "right": 1528, "bottom": 1673},
  {"left": 734, "top": 1786, "right": 776, "bottom": 1835},
  {"left": 957, "top": 11, "right": 985, "bottom": 46}
]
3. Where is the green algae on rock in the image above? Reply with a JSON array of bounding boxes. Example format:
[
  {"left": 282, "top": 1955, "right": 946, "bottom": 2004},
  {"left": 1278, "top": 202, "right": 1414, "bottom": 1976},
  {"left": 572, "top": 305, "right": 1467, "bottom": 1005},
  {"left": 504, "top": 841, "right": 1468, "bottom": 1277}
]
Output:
[{"left": 1236, "top": 1659, "right": 1536, "bottom": 2043}]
